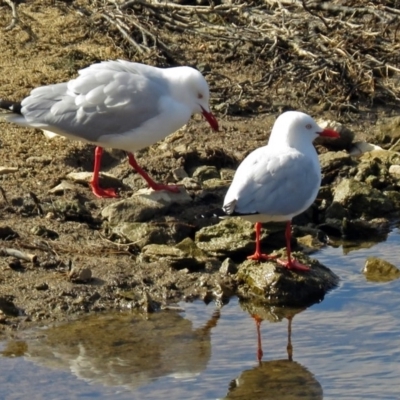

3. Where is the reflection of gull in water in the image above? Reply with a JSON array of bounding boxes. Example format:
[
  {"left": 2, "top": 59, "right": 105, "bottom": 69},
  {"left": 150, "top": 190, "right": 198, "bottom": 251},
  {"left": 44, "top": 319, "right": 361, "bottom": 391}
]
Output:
[
  {"left": 16, "top": 309, "right": 220, "bottom": 391},
  {"left": 222, "top": 302, "right": 323, "bottom": 400}
]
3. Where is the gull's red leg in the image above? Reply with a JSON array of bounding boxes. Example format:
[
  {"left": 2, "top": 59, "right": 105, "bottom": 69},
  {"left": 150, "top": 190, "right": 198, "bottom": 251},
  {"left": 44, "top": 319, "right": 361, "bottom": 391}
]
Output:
[
  {"left": 247, "top": 222, "right": 277, "bottom": 261},
  {"left": 127, "top": 153, "right": 180, "bottom": 193},
  {"left": 90, "top": 147, "right": 118, "bottom": 198},
  {"left": 277, "top": 221, "right": 310, "bottom": 272}
]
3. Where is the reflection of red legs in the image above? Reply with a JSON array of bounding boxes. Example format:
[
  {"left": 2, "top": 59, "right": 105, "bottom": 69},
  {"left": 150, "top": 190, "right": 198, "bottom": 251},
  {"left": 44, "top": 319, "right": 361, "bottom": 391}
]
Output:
[
  {"left": 90, "top": 147, "right": 118, "bottom": 198},
  {"left": 127, "top": 153, "right": 180, "bottom": 193},
  {"left": 286, "top": 316, "right": 293, "bottom": 361},
  {"left": 247, "top": 223, "right": 278, "bottom": 261},
  {"left": 253, "top": 315, "right": 264, "bottom": 363},
  {"left": 277, "top": 221, "right": 310, "bottom": 272}
]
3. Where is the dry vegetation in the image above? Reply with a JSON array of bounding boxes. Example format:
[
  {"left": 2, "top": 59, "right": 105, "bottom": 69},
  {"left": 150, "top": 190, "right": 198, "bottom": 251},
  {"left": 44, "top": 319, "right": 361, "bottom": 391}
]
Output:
[{"left": 36, "top": 0, "right": 400, "bottom": 115}]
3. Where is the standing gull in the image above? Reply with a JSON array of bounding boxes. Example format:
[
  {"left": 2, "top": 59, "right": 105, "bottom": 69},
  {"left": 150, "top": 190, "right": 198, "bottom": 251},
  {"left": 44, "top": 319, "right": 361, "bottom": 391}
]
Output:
[
  {"left": 221, "top": 111, "right": 339, "bottom": 272},
  {"left": 0, "top": 60, "right": 219, "bottom": 198}
]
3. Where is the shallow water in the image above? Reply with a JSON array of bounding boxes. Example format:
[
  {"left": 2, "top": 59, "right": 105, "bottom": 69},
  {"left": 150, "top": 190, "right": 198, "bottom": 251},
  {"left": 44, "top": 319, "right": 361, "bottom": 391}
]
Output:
[{"left": 2, "top": 229, "right": 400, "bottom": 399}]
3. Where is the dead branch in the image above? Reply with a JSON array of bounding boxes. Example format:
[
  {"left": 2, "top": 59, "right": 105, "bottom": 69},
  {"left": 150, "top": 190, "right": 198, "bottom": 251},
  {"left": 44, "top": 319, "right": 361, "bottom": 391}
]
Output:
[
  {"left": 3, "top": 0, "right": 18, "bottom": 31},
  {"left": 0, "top": 248, "right": 37, "bottom": 263},
  {"left": 79, "top": 0, "right": 400, "bottom": 113}
]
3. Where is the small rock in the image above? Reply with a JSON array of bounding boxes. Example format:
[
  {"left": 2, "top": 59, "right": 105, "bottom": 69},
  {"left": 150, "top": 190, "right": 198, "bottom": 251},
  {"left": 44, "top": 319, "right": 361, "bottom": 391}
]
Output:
[
  {"left": 319, "top": 151, "right": 353, "bottom": 171},
  {"left": 67, "top": 171, "right": 122, "bottom": 188},
  {"left": 219, "top": 258, "right": 238, "bottom": 275},
  {"left": 133, "top": 187, "right": 192, "bottom": 205},
  {"left": 141, "top": 243, "right": 205, "bottom": 271},
  {"left": 102, "top": 187, "right": 192, "bottom": 225},
  {"left": 296, "top": 235, "right": 325, "bottom": 254},
  {"left": 172, "top": 167, "right": 188, "bottom": 180},
  {"left": 178, "top": 177, "right": 201, "bottom": 190},
  {"left": 325, "top": 201, "right": 349, "bottom": 220},
  {"left": 389, "top": 165, "right": 400, "bottom": 176},
  {"left": 202, "top": 178, "right": 230, "bottom": 189},
  {"left": 363, "top": 257, "right": 400, "bottom": 282},
  {"left": 35, "top": 283, "right": 49, "bottom": 291},
  {"left": 113, "top": 221, "right": 193, "bottom": 249},
  {"left": 31, "top": 225, "right": 59, "bottom": 239},
  {"left": 332, "top": 178, "right": 393, "bottom": 218},
  {"left": 0, "top": 296, "right": 19, "bottom": 316},
  {"left": 52, "top": 199, "right": 93, "bottom": 223},
  {"left": 68, "top": 267, "right": 92, "bottom": 283},
  {"left": 342, "top": 217, "right": 390, "bottom": 239},
  {"left": 236, "top": 254, "right": 339, "bottom": 306},
  {"left": 192, "top": 165, "right": 220, "bottom": 182},
  {"left": 49, "top": 180, "right": 76, "bottom": 194}
]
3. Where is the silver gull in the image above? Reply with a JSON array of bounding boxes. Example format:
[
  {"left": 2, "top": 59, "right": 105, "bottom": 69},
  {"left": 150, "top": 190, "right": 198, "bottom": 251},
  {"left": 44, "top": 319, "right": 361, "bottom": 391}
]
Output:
[
  {"left": 0, "top": 60, "right": 219, "bottom": 198},
  {"left": 222, "top": 110, "right": 339, "bottom": 272}
]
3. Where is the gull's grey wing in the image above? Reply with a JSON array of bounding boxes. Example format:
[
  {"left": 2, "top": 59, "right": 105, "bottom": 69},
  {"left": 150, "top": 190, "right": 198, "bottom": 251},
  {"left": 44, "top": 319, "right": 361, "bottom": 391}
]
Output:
[
  {"left": 18, "top": 64, "right": 169, "bottom": 142},
  {"left": 223, "top": 147, "right": 321, "bottom": 218}
]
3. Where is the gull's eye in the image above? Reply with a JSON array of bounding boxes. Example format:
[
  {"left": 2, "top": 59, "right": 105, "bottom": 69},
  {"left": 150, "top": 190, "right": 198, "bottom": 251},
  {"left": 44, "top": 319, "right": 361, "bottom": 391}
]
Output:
[
  {"left": 198, "top": 93, "right": 203, "bottom": 99},
  {"left": 305, "top": 124, "right": 312, "bottom": 129}
]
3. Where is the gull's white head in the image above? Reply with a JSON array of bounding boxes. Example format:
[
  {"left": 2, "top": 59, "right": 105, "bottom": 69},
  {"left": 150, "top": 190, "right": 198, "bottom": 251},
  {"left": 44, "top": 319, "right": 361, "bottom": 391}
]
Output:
[
  {"left": 268, "top": 111, "right": 339, "bottom": 148},
  {"left": 167, "top": 66, "right": 219, "bottom": 131}
]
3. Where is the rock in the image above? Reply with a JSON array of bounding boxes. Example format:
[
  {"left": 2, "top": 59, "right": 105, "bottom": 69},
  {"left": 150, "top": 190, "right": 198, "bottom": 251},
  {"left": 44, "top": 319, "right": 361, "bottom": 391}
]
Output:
[
  {"left": 195, "top": 219, "right": 256, "bottom": 257},
  {"left": 102, "top": 187, "right": 191, "bottom": 225},
  {"left": 236, "top": 254, "right": 339, "bottom": 307},
  {"left": 178, "top": 177, "right": 202, "bottom": 190},
  {"left": 319, "top": 151, "right": 353, "bottom": 185},
  {"left": 35, "top": 283, "right": 49, "bottom": 291},
  {"left": 0, "top": 296, "right": 19, "bottom": 316},
  {"left": 296, "top": 235, "right": 325, "bottom": 254},
  {"left": 175, "top": 237, "right": 208, "bottom": 259},
  {"left": 49, "top": 180, "right": 76, "bottom": 194},
  {"left": 332, "top": 178, "right": 393, "bottom": 218},
  {"left": 363, "top": 257, "right": 400, "bottom": 282},
  {"left": 341, "top": 217, "right": 390, "bottom": 239},
  {"left": 112, "top": 222, "right": 194, "bottom": 249},
  {"left": 66, "top": 171, "right": 122, "bottom": 188},
  {"left": 31, "top": 225, "right": 59, "bottom": 240},
  {"left": 349, "top": 141, "right": 383, "bottom": 157},
  {"left": 220, "top": 168, "right": 236, "bottom": 181},
  {"left": 172, "top": 167, "right": 188, "bottom": 180},
  {"left": 192, "top": 165, "right": 221, "bottom": 181},
  {"left": 374, "top": 116, "right": 400, "bottom": 149},
  {"left": 195, "top": 219, "right": 287, "bottom": 259},
  {"left": 222, "top": 357, "right": 323, "bottom": 400},
  {"left": 324, "top": 201, "right": 349, "bottom": 220},
  {"left": 383, "top": 191, "right": 400, "bottom": 208},
  {"left": 219, "top": 258, "right": 238, "bottom": 275},
  {"left": 360, "top": 149, "right": 400, "bottom": 167},
  {"left": 133, "top": 187, "right": 192, "bottom": 204},
  {"left": 141, "top": 243, "right": 205, "bottom": 271},
  {"left": 319, "top": 151, "right": 353, "bottom": 172},
  {"left": 389, "top": 164, "right": 400, "bottom": 177},
  {"left": 315, "top": 119, "right": 355, "bottom": 150},
  {"left": 52, "top": 199, "right": 94, "bottom": 223},
  {"left": 68, "top": 267, "right": 92, "bottom": 283},
  {"left": 202, "top": 178, "right": 230, "bottom": 189}
]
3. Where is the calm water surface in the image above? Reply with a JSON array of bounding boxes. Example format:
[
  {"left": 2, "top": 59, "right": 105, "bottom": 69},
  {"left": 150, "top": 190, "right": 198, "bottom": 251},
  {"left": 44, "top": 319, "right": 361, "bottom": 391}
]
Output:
[{"left": 1, "top": 229, "right": 400, "bottom": 400}]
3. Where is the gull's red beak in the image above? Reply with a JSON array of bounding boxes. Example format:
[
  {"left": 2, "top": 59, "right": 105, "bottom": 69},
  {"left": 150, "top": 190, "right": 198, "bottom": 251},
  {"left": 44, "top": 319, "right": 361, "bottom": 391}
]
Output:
[
  {"left": 318, "top": 128, "right": 340, "bottom": 138},
  {"left": 201, "top": 107, "right": 219, "bottom": 131}
]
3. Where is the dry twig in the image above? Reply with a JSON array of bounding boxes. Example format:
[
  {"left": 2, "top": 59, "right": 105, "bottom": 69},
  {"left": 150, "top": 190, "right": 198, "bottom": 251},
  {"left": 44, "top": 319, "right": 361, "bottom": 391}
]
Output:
[{"left": 3, "top": 0, "right": 18, "bottom": 31}]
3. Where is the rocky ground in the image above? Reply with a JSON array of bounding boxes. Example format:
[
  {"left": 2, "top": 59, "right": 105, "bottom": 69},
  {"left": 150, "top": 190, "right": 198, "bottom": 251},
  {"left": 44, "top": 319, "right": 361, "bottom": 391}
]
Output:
[{"left": 0, "top": 0, "right": 400, "bottom": 338}]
